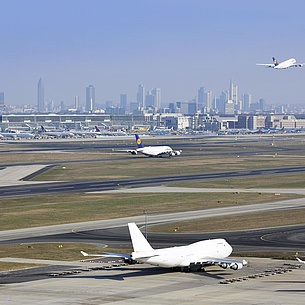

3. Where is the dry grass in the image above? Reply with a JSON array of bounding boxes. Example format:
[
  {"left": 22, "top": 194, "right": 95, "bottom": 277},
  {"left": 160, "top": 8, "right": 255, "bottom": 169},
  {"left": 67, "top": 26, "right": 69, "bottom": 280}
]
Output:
[
  {"left": 150, "top": 208, "right": 305, "bottom": 233},
  {"left": 0, "top": 192, "right": 302, "bottom": 231}
]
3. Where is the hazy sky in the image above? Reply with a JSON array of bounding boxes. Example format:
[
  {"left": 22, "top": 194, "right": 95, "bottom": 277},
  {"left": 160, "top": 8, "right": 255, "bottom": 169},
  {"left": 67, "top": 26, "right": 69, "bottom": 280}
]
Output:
[{"left": 1, "top": 0, "right": 305, "bottom": 107}]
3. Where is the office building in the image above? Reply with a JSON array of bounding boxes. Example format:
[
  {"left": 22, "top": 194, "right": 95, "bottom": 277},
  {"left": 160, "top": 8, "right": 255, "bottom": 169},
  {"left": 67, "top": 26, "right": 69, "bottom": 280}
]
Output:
[
  {"left": 86, "top": 85, "right": 95, "bottom": 112},
  {"left": 0, "top": 92, "right": 4, "bottom": 104},
  {"left": 37, "top": 78, "right": 45, "bottom": 113},
  {"left": 243, "top": 94, "right": 251, "bottom": 112},
  {"left": 137, "top": 84, "right": 145, "bottom": 109},
  {"left": 75, "top": 96, "right": 80, "bottom": 110},
  {"left": 152, "top": 88, "right": 161, "bottom": 109},
  {"left": 120, "top": 94, "right": 127, "bottom": 110}
]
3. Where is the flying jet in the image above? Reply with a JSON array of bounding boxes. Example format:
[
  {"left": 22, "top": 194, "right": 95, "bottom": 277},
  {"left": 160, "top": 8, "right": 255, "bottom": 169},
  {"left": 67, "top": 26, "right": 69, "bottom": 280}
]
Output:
[
  {"left": 117, "top": 134, "right": 182, "bottom": 157},
  {"left": 81, "top": 222, "right": 247, "bottom": 272},
  {"left": 256, "top": 57, "right": 304, "bottom": 69}
]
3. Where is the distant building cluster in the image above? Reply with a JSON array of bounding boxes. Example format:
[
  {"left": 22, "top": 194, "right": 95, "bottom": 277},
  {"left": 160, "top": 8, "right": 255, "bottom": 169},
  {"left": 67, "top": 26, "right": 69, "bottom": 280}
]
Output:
[{"left": 1, "top": 78, "right": 305, "bottom": 133}]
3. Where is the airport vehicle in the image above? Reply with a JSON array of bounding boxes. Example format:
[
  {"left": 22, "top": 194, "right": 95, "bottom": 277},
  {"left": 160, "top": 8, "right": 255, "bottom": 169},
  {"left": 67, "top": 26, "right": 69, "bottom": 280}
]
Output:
[
  {"left": 81, "top": 222, "right": 247, "bottom": 272},
  {"left": 256, "top": 57, "right": 304, "bottom": 69},
  {"left": 120, "top": 134, "right": 182, "bottom": 157}
]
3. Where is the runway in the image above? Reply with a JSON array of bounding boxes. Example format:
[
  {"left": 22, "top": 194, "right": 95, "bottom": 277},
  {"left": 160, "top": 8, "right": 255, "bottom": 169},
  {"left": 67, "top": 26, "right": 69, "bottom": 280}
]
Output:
[
  {"left": 1, "top": 136, "right": 305, "bottom": 303},
  {"left": 2, "top": 165, "right": 305, "bottom": 197}
]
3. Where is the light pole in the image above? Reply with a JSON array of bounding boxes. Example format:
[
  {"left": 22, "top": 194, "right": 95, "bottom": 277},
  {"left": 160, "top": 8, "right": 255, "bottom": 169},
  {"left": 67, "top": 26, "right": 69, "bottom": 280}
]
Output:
[{"left": 143, "top": 210, "right": 148, "bottom": 239}]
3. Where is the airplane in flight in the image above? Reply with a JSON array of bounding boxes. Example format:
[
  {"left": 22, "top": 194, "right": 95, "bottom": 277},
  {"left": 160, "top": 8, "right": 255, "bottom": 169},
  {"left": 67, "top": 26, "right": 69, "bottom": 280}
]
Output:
[
  {"left": 81, "top": 222, "right": 247, "bottom": 272},
  {"left": 117, "top": 134, "right": 182, "bottom": 157},
  {"left": 256, "top": 57, "right": 304, "bottom": 69}
]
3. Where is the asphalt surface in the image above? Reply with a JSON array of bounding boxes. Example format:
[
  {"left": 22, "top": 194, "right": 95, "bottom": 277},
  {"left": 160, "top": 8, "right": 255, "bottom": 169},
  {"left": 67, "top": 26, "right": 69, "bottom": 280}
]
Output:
[
  {"left": 1, "top": 136, "right": 305, "bottom": 305},
  {"left": 1, "top": 165, "right": 305, "bottom": 197}
]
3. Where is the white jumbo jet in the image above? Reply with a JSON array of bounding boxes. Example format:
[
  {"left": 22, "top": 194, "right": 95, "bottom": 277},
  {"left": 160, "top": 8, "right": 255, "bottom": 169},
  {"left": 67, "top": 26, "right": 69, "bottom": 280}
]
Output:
[
  {"left": 81, "top": 222, "right": 247, "bottom": 272},
  {"left": 256, "top": 57, "right": 304, "bottom": 69},
  {"left": 117, "top": 134, "right": 182, "bottom": 157}
]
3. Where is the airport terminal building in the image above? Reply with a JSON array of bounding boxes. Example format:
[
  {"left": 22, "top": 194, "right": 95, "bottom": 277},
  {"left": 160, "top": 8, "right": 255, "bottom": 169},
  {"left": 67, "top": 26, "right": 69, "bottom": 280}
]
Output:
[{"left": 1, "top": 113, "right": 305, "bottom": 133}]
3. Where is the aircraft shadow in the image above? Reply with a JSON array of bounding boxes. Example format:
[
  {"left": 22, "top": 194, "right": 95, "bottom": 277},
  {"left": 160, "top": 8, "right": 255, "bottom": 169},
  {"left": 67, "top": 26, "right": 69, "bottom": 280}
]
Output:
[{"left": 69, "top": 267, "right": 227, "bottom": 281}]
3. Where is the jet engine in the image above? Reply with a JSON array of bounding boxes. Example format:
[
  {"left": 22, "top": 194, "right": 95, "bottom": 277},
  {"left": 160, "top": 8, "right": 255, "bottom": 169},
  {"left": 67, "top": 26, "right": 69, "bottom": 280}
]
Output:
[
  {"left": 219, "top": 262, "right": 229, "bottom": 269},
  {"left": 229, "top": 262, "right": 244, "bottom": 270}
]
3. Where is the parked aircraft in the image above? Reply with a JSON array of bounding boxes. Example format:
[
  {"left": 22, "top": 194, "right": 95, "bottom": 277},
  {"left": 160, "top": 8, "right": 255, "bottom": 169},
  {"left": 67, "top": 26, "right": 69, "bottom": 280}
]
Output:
[
  {"left": 117, "top": 134, "right": 182, "bottom": 157},
  {"left": 81, "top": 222, "right": 247, "bottom": 272},
  {"left": 40, "top": 126, "right": 74, "bottom": 138},
  {"left": 256, "top": 57, "right": 304, "bottom": 69},
  {"left": 0, "top": 130, "right": 34, "bottom": 139}
]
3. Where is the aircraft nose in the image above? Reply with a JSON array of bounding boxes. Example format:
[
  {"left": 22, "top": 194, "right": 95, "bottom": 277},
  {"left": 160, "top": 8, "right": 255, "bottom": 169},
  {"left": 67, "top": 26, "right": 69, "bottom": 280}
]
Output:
[{"left": 226, "top": 241, "right": 233, "bottom": 255}]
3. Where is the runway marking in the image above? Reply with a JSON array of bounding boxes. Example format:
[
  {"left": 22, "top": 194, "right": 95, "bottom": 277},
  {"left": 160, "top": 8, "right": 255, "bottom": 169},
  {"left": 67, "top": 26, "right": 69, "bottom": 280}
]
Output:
[{"left": 260, "top": 232, "right": 305, "bottom": 247}]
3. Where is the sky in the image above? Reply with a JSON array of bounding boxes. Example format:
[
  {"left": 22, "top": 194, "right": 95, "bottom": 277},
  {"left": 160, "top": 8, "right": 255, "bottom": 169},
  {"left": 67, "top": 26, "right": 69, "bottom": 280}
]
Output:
[{"left": 1, "top": 0, "right": 305, "bottom": 107}]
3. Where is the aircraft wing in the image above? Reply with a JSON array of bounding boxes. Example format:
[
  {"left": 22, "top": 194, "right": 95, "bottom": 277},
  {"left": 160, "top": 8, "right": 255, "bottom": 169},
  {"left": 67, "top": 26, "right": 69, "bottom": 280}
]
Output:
[
  {"left": 197, "top": 257, "right": 247, "bottom": 270},
  {"left": 292, "top": 63, "right": 304, "bottom": 67},
  {"left": 112, "top": 149, "right": 138, "bottom": 155},
  {"left": 81, "top": 251, "right": 131, "bottom": 260},
  {"left": 256, "top": 63, "right": 275, "bottom": 68}
]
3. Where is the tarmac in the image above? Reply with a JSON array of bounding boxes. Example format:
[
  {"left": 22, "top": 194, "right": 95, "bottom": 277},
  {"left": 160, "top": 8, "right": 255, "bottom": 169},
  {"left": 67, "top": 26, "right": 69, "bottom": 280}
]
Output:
[
  {"left": 1, "top": 165, "right": 305, "bottom": 304},
  {"left": 0, "top": 165, "right": 47, "bottom": 186},
  {"left": 0, "top": 257, "right": 304, "bottom": 304}
]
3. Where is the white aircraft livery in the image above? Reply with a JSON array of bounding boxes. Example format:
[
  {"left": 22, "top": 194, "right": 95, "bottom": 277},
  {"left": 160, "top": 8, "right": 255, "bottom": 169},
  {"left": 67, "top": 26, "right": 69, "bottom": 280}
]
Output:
[
  {"left": 121, "top": 134, "right": 182, "bottom": 157},
  {"left": 256, "top": 57, "right": 304, "bottom": 69},
  {"left": 81, "top": 222, "right": 247, "bottom": 272},
  {"left": 295, "top": 253, "right": 305, "bottom": 264}
]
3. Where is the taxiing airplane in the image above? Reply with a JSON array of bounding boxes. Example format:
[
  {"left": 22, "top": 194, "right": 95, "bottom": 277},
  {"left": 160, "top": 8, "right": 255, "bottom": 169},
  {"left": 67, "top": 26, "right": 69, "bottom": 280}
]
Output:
[
  {"left": 118, "top": 134, "right": 182, "bottom": 157},
  {"left": 256, "top": 57, "right": 304, "bottom": 69},
  {"left": 81, "top": 222, "right": 247, "bottom": 272}
]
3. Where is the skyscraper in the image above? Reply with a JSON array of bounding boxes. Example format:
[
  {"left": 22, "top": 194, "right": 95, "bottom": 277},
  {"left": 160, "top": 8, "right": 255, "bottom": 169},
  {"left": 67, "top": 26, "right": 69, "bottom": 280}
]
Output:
[
  {"left": 37, "top": 78, "right": 45, "bottom": 113},
  {"left": 243, "top": 94, "right": 251, "bottom": 112},
  {"left": 75, "top": 95, "right": 80, "bottom": 110},
  {"left": 0, "top": 92, "right": 4, "bottom": 105},
  {"left": 86, "top": 85, "right": 95, "bottom": 112},
  {"left": 120, "top": 94, "right": 127, "bottom": 110},
  {"left": 205, "top": 91, "right": 213, "bottom": 113},
  {"left": 152, "top": 88, "right": 161, "bottom": 109},
  {"left": 0, "top": 92, "right": 4, "bottom": 112},
  {"left": 137, "top": 84, "right": 145, "bottom": 109},
  {"left": 198, "top": 86, "right": 205, "bottom": 110}
]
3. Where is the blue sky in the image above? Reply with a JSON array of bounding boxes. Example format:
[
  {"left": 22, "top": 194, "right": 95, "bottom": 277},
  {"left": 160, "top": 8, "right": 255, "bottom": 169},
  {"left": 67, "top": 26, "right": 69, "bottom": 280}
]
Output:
[{"left": 1, "top": 0, "right": 305, "bottom": 107}]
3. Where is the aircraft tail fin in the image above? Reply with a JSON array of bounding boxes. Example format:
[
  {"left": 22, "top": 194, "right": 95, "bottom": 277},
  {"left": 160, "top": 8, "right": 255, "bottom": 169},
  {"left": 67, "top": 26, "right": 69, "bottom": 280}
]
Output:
[
  {"left": 272, "top": 57, "right": 278, "bottom": 66},
  {"left": 128, "top": 222, "right": 153, "bottom": 252},
  {"left": 95, "top": 126, "right": 101, "bottom": 132},
  {"left": 135, "top": 134, "right": 144, "bottom": 149}
]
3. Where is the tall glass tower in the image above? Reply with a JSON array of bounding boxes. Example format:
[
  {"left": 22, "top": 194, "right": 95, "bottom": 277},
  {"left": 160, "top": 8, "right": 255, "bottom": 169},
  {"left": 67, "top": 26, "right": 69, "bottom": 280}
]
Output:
[
  {"left": 86, "top": 85, "right": 95, "bottom": 112},
  {"left": 37, "top": 78, "right": 45, "bottom": 113},
  {"left": 137, "top": 84, "right": 145, "bottom": 109}
]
